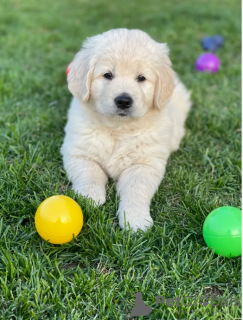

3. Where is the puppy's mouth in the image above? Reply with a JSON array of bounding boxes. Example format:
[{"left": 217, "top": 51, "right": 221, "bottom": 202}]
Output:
[{"left": 118, "top": 113, "right": 128, "bottom": 117}]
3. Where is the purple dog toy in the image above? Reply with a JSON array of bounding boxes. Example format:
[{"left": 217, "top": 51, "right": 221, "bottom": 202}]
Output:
[{"left": 195, "top": 52, "right": 220, "bottom": 73}]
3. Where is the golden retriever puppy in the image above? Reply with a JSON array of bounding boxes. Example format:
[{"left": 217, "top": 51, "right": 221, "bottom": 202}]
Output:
[{"left": 61, "top": 28, "right": 191, "bottom": 233}]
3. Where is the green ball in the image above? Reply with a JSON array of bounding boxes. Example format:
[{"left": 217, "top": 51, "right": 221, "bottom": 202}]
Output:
[{"left": 203, "top": 206, "right": 242, "bottom": 258}]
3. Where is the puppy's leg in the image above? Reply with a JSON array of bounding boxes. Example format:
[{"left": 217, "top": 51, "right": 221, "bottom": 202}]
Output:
[
  {"left": 64, "top": 156, "right": 108, "bottom": 206},
  {"left": 116, "top": 163, "right": 166, "bottom": 232}
]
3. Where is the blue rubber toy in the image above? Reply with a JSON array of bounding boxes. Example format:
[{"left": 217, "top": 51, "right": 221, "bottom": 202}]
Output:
[
  {"left": 213, "top": 35, "right": 224, "bottom": 48},
  {"left": 202, "top": 36, "right": 218, "bottom": 51},
  {"left": 201, "top": 35, "right": 224, "bottom": 51}
]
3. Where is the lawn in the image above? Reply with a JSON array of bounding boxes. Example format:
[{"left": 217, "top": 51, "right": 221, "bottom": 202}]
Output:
[{"left": 0, "top": 0, "right": 241, "bottom": 319}]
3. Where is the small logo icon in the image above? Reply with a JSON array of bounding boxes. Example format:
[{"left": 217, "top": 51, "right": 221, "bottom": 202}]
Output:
[{"left": 122, "top": 291, "right": 153, "bottom": 318}]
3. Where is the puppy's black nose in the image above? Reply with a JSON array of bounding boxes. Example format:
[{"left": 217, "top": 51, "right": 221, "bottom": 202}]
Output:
[{"left": 115, "top": 95, "right": 133, "bottom": 109}]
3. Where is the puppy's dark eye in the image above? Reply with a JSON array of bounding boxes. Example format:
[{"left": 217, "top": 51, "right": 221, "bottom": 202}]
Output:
[
  {"left": 137, "top": 75, "right": 146, "bottom": 82},
  {"left": 103, "top": 72, "right": 113, "bottom": 80}
]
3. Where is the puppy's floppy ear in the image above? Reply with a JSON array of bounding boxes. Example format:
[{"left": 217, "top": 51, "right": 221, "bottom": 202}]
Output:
[
  {"left": 67, "top": 48, "right": 95, "bottom": 102},
  {"left": 154, "top": 43, "right": 175, "bottom": 109}
]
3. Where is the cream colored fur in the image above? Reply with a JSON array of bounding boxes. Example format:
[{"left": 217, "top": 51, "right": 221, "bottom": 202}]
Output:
[{"left": 61, "top": 28, "right": 192, "bottom": 233}]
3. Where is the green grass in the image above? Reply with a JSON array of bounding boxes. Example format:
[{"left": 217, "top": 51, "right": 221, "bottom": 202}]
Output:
[{"left": 0, "top": 0, "right": 241, "bottom": 319}]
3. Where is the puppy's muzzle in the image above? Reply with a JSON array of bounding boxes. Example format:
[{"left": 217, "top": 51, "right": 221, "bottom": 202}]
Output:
[{"left": 115, "top": 94, "right": 133, "bottom": 110}]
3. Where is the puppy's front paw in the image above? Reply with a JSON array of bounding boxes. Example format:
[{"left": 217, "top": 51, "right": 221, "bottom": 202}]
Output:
[
  {"left": 117, "top": 204, "right": 153, "bottom": 233},
  {"left": 72, "top": 183, "right": 106, "bottom": 206}
]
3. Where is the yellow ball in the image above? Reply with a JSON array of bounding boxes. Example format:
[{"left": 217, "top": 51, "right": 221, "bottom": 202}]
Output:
[{"left": 35, "top": 195, "right": 83, "bottom": 244}]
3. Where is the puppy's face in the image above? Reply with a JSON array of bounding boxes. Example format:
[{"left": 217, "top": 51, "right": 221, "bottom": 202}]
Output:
[
  {"left": 68, "top": 29, "right": 175, "bottom": 120},
  {"left": 90, "top": 56, "right": 156, "bottom": 119}
]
